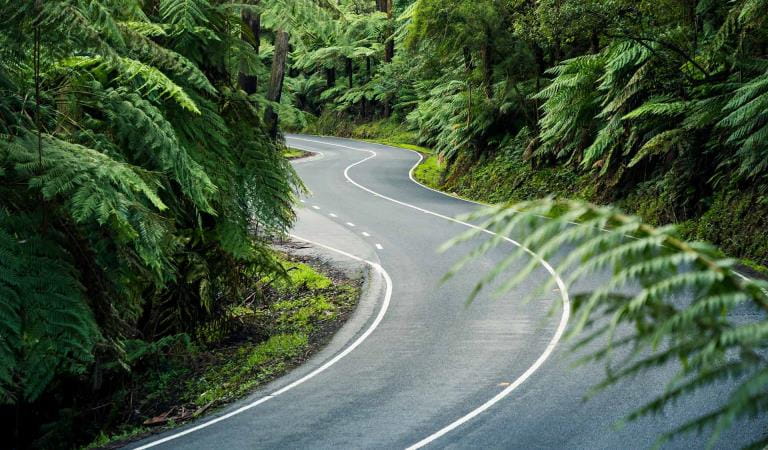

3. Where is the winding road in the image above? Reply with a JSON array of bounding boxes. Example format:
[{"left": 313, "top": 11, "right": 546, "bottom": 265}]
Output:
[{"left": 132, "top": 135, "right": 763, "bottom": 449}]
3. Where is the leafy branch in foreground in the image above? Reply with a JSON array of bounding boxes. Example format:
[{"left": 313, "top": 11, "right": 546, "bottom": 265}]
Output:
[{"left": 443, "top": 198, "right": 768, "bottom": 448}]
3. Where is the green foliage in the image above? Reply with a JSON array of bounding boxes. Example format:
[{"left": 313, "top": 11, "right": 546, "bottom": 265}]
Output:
[
  {"left": 0, "top": 0, "right": 302, "bottom": 444},
  {"left": 444, "top": 199, "right": 768, "bottom": 447},
  {"left": 533, "top": 54, "right": 605, "bottom": 162},
  {"left": 266, "top": 260, "right": 333, "bottom": 293},
  {"left": 191, "top": 333, "right": 308, "bottom": 406},
  {"left": 412, "top": 154, "right": 443, "bottom": 188},
  {"left": 288, "top": 0, "right": 768, "bottom": 268},
  {"left": 0, "top": 209, "right": 100, "bottom": 403}
]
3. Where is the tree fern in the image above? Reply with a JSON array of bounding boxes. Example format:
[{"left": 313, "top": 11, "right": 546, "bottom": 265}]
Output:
[
  {"left": 63, "top": 55, "right": 201, "bottom": 113},
  {"left": 160, "top": 0, "right": 211, "bottom": 30},
  {"left": 119, "top": 23, "right": 217, "bottom": 95},
  {"left": 1, "top": 1, "right": 305, "bottom": 433},
  {"left": 100, "top": 87, "right": 217, "bottom": 213},
  {"left": 718, "top": 66, "right": 768, "bottom": 184},
  {"left": 533, "top": 54, "right": 605, "bottom": 161},
  {"left": 0, "top": 209, "right": 100, "bottom": 403}
]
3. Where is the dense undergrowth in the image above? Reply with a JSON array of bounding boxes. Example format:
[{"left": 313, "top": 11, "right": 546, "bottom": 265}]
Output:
[
  {"left": 419, "top": 151, "right": 768, "bottom": 272},
  {"left": 83, "top": 252, "right": 359, "bottom": 449}
]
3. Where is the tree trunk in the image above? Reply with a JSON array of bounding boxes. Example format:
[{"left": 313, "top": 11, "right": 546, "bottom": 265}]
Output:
[
  {"left": 376, "top": 0, "right": 394, "bottom": 116},
  {"left": 326, "top": 67, "right": 336, "bottom": 88},
  {"left": 481, "top": 39, "right": 493, "bottom": 98},
  {"left": 238, "top": 7, "right": 261, "bottom": 94},
  {"left": 265, "top": 29, "right": 289, "bottom": 139},
  {"left": 378, "top": 0, "right": 394, "bottom": 62},
  {"left": 346, "top": 57, "right": 353, "bottom": 88}
]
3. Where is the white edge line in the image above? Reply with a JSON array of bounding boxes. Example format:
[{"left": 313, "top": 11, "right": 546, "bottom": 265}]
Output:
[
  {"left": 287, "top": 136, "right": 571, "bottom": 449},
  {"left": 133, "top": 235, "right": 392, "bottom": 449}
]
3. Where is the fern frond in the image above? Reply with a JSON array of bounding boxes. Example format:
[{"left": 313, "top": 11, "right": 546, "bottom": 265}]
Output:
[
  {"left": 445, "top": 199, "right": 768, "bottom": 447},
  {"left": 62, "top": 55, "right": 201, "bottom": 113}
]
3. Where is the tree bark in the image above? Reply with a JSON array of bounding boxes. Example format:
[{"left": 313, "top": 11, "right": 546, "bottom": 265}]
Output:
[
  {"left": 326, "top": 67, "right": 336, "bottom": 88},
  {"left": 238, "top": 7, "right": 261, "bottom": 94},
  {"left": 379, "top": 0, "right": 394, "bottom": 62},
  {"left": 481, "top": 39, "right": 493, "bottom": 98},
  {"left": 265, "top": 30, "right": 289, "bottom": 139},
  {"left": 346, "top": 57, "right": 353, "bottom": 88},
  {"left": 376, "top": 0, "right": 394, "bottom": 116}
]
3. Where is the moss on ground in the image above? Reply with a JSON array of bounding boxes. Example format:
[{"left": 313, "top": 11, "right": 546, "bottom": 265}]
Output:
[
  {"left": 85, "top": 252, "right": 361, "bottom": 448},
  {"left": 283, "top": 147, "right": 311, "bottom": 159},
  {"left": 413, "top": 154, "right": 443, "bottom": 188},
  {"left": 267, "top": 259, "right": 332, "bottom": 292}
]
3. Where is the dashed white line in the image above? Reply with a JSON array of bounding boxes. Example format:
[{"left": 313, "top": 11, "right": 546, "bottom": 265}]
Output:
[
  {"left": 312, "top": 205, "right": 320, "bottom": 210},
  {"left": 300, "top": 199, "right": 305, "bottom": 203},
  {"left": 362, "top": 232, "right": 371, "bottom": 237},
  {"left": 346, "top": 222, "right": 355, "bottom": 227},
  {"left": 329, "top": 213, "right": 338, "bottom": 218},
  {"left": 375, "top": 243, "right": 383, "bottom": 250},
  {"left": 288, "top": 136, "right": 570, "bottom": 449}
]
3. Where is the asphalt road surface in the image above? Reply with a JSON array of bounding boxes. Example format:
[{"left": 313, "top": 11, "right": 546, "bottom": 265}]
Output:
[{"left": 132, "top": 135, "right": 765, "bottom": 449}]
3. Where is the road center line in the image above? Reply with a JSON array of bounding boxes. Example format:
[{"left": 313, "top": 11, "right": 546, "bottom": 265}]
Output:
[{"left": 288, "top": 135, "right": 571, "bottom": 449}]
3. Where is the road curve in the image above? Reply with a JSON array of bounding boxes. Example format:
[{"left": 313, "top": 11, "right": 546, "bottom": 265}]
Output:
[{"left": 132, "top": 135, "right": 764, "bottom": 449}]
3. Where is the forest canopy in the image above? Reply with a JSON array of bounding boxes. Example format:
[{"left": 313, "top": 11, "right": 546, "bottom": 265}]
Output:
[{"left": 278, "top": 0, "right": 768, "bottom": 266}]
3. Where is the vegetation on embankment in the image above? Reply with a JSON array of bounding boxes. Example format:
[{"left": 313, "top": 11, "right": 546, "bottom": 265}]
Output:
[
  {"left": 282, "top": 0, "right": 768, "bottom": 273},
  {"left": 412, "top": 150, "right": 768, "bottom": 272},
  {"left": 303, "top": 112, "right": 768, "bottom": 272},
  {"left": 83, "top": 251, "right": 360, "bottom": 449}
]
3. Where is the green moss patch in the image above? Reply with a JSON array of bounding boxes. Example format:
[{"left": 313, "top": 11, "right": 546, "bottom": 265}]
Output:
[
  {"left": 267, "top": 260, "right": 332, "bottom": 292},
  {"left": 283, "top": 147, "right": 311, "bottom": 159},
  {"left": 85, "top": 252, "right": 361, "bottom": 448},
  {"left": 413, "top": 155, "right": 444, "bottom": 188}
]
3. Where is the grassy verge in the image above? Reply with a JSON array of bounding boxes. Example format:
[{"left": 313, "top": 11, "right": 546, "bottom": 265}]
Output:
[
  {"left": 85, "top": 252, "right": 361, "bottom": 448},
  {"left": 412, "top": 154, "right": 443, "bottom": 188},
  {"left": 283, "top": 147, "right": 312, "bottom": 159}
]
